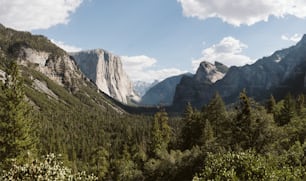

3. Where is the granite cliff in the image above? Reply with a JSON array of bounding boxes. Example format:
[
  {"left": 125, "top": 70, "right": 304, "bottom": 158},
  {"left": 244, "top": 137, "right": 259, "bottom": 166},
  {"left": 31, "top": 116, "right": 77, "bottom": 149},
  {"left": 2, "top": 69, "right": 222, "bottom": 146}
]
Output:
[{"left": 71, "top": 50, "right": 139, "bottom": 104}]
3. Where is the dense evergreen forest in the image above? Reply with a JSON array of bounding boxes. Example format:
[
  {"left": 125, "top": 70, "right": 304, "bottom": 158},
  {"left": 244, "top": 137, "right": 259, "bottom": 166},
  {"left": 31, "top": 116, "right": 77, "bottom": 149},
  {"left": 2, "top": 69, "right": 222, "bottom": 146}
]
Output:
[{"left": 1, "top": 59, "right": 306, "bottom": 180}]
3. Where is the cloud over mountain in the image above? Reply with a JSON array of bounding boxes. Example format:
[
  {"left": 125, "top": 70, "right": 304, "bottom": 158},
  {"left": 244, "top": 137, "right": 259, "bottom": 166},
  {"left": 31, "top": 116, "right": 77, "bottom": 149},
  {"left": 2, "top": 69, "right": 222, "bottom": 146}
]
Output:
[
  {"left": 178, "top": 0, "right": 306, "bottom": 26},
  {"left": 192, "top": 37, "right": 252, "bottom": 69},
  {"left": 121, "top": 55, "right": 186, "bottom": 82},
  {"left": 51, "top": 39, "right": 82, "bottom": 52},
  {"left": 0, "top": 0, "right": 83, "bottom": 30},
  {"left": 281, "top": 34, "right": 303, "bottom": 43}
]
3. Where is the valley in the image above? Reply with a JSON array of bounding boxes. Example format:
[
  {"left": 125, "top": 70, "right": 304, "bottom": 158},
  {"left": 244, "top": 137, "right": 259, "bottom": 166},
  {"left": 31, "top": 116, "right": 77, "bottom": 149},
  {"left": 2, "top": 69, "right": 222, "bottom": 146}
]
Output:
[{"left": 1, "top": 24, "right": 306, "bottom": 181}]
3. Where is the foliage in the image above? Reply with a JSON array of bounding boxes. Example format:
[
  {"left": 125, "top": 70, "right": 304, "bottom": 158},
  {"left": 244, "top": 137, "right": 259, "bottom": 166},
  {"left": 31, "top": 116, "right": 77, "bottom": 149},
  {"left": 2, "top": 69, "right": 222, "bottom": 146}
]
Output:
[
  {"left": 150, "top": 110, "right": 171, "bottom": 157},
  {"left": 1, "top": 153, "right": 98, "bottom": 181},
  {"left": 193, "top": 150, "right": 306, "bottom": 181},
  {"left": 2, "top": 31, "right": 306, "bottom": 180},
  {"left": 278, "top": 93, "right": 296, "bottom": 126},
  {"left": 0, "top": 60, "right": 35, "bottom": 169}
]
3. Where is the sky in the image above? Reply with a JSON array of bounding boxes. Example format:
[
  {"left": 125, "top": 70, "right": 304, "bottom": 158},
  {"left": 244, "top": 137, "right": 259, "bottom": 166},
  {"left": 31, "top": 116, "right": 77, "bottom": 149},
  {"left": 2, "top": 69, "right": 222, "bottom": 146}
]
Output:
[{"left": 1, "top": 0, "right": 306, "bottom": 83}]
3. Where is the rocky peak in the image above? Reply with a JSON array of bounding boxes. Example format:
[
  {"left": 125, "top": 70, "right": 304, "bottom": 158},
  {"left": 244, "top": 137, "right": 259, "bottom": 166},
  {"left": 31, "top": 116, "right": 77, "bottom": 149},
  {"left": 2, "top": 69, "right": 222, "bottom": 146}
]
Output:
[
  {"left": 71, "top": 49, "right": 139, "bottom": 104},
  {"left": 299, "top": 34, "right": 306, "bottom": 44},
  {"left": 194, "top": 61, "right": 228, "bottom": 83}
]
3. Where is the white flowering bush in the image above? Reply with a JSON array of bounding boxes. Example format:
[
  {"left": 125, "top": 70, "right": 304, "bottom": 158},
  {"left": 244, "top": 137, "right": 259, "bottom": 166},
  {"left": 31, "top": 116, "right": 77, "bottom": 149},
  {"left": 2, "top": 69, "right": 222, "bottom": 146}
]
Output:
[{"left": 1, "top": 153, "right": 98, "bottom": 181}]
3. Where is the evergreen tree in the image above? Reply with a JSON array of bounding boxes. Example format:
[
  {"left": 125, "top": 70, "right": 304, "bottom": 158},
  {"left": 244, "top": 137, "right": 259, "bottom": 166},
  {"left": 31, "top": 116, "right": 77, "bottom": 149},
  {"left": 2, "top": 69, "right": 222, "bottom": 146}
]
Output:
[
  {"left": 150, "top": 109, "right": 171, "bottom": 157},
  {"left": 89, "top": 146, "right": 109, "bottom": 180},
  {"left": 296, "top": 94, "right": 304, "bottom": 116},
  {"left": 0, "top": 60, "right": 35, "bottom": 169},
  {"left": 232, "top": 90, "right": 275, "bottom": 151},
  {"left": 205, "top": 92, "right": 228, "bottom": 140},
  {"left": 278, "top": 93, "right": 296, "bottom": 126},
  {"left": 266, "top": 95, "right": 276, "bottom": 114},
  {"left": 232, "top": 90, "right": 253, "bottom": 150},
  {"left": 200, "top": 119, "right": 215, "bottom": 147},
  {"left": 180, "top": 103, "right": 201, "bottom": 150}
]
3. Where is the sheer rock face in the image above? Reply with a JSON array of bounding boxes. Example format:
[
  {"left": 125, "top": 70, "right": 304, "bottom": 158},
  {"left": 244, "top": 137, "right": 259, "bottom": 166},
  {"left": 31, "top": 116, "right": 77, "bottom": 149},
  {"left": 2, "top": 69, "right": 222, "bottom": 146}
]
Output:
[
  {"left": 71, "top": 49, "right": 139, "bottom": 104},
  {"left": 173, "top": 35, "right": 306, "bottom": 111}
]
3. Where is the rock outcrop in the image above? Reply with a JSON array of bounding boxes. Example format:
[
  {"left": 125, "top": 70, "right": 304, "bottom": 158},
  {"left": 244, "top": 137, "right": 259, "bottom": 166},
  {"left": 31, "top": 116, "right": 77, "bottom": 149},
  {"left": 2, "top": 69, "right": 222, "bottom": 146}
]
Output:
[
  {"left": 71, "top": 49, "right": 139, "bottom": 104},
  {"left": 173, "top": 35, "right": 306, "bottom": 111},
  {"left": 194, "top": 61, "right": 228, "bottom": 84},
  {"left": 18, "top": 47, "right": 82, "bottom": 91}
]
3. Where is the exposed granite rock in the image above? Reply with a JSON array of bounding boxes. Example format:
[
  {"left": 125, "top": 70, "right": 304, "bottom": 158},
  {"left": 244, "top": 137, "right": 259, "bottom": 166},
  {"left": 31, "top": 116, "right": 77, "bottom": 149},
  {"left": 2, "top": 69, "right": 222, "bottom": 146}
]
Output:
[
  {"left": 71, "top": 49, "right": 139, "bottom": 104},
  {"left": 18, "top": 47, "right": 82, "bottom": 91},
  {"left": 33, "top": 79, "right": 59, "bottom": 100},
  {"left": 194, "top": 61, "right": 227, "bottom": 83}
]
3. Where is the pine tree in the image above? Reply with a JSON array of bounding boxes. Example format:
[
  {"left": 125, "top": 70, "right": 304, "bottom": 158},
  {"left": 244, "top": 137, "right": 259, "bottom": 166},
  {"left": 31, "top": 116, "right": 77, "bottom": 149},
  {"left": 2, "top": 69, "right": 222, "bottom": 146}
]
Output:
[
  {"left": 266, "top": 95, "right": 276, "bottom": 114},
  {"left": 180, "top": 103, "right": 201, "bottom": 150},
  {"left": 205, "top": 92, "right": 228, "bottom": 140},
  {"left": 0, "top": 60, "right": 35, "bottom": 169},
  {"left": 200, "top": 119, "right": 215, "bottom": 146},
  {"left": 232, "top": 90, "right": 253, "bottom": 150},
  {"left": 296, "top": 94, "right": 304, "bottom": 116},
  {"left": 150, "top": 109, "right": 171, "bottom": 157},
  {"left": 278, "top": 93, "right": 296, "bottom": 126}
]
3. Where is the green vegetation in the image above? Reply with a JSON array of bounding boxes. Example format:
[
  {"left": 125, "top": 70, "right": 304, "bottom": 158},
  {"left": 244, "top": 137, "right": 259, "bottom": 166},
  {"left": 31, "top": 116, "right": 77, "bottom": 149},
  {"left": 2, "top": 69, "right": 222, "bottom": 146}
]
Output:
[
  {"left": 0, "top": 61, "right": 35, "bottom": 169},
  {"left": 0, "top": 25, "right": 64, "bottom": 58},
  {"left": 1, "top": 25, "right": 306, "bottom": 180},
  {"left": 2, "top": 59, "right": 306, "bottom": 180}
]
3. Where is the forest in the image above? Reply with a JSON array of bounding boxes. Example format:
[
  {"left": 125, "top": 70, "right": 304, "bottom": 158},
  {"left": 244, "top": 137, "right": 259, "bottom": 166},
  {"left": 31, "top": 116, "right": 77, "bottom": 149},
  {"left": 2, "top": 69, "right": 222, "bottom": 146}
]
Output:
[{"left": 1, "top": 60, "right": 306, "bottom": 181}]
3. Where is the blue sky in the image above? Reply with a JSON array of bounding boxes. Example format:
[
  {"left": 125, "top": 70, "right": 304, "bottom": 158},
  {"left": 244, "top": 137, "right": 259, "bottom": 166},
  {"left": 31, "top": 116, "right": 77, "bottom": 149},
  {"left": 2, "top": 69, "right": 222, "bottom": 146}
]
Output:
[{"left": 1, "top": 0, "right": 306, "bottom": 82}]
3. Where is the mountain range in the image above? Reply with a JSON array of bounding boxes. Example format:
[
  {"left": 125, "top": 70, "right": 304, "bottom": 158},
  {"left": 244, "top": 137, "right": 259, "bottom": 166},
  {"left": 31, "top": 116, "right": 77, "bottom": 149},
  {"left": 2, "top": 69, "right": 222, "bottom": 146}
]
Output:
[
  {"left": 1, "top": 23, "right": 306, "bottom": 114},
  {"left": 173, "top": 35, "right": 306, "bottom": 110}
]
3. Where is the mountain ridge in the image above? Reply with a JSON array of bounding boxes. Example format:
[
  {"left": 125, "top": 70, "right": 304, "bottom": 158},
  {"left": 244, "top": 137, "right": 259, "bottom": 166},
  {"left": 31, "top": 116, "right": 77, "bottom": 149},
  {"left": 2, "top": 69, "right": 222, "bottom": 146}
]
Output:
[{"left": 173, "top": 34, "right": 306, "bottom": 111}]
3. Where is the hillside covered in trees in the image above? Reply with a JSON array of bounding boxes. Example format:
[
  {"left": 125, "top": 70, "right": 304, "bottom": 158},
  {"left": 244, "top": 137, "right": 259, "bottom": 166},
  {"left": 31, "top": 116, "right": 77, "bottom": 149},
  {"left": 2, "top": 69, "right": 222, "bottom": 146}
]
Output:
[
  {"left": 1, "top": 25, "right": 306, "bottom": 180},
  {"left": 1, "top": 58, "right": 306, "bottom": 180}
]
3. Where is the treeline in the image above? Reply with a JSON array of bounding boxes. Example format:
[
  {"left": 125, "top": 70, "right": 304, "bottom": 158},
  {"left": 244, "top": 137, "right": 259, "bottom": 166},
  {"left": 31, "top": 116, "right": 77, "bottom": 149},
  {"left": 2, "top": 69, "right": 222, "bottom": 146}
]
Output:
[{"left": 1, "top": 60, "right": 306, "bottom": 180}]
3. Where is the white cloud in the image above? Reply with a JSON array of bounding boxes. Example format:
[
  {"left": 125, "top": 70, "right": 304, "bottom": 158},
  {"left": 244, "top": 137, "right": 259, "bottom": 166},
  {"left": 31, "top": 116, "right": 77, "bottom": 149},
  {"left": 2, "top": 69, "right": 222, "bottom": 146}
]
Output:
[
  {"left": 121, "top": 55, "right": 187, "bottom": 82},
  {"left": 178, "top": 0, "right": 306, "bottom": 26},
  {"left": 281, "top": 33, "right": 303, "bottom": 43},
  {"left": 192, "top": 37, "right": 252, "bottom": 70},
  {"left": 0, "top": 0, "right": 83, "bottom": 31},
  {"left": 51, "top": 39, "right": 82, "bottom": 52}
]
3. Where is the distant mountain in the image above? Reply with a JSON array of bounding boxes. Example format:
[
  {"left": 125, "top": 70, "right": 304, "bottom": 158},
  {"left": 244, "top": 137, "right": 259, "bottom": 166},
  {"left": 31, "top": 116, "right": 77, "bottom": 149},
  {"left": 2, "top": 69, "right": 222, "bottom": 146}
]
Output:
[
  {"left": 173, "top": 35, "right": 306, "bottom": 111},
  {"left": 70, "top": 50, "right": 139, "bottom": 104},
  {"left": 140, "top": 73, "right": 192, "bottom": 106},
  {"left": 133, "top": 80, "right": 159, "bottom": 97}
]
